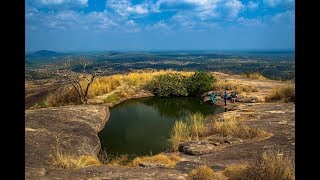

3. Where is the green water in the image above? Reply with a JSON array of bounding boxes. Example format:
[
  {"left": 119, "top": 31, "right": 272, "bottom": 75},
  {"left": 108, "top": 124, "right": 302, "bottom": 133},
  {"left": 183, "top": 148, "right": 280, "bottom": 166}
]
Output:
[{"left": 98, "top": 97, "right": 226, "bottom": 157}]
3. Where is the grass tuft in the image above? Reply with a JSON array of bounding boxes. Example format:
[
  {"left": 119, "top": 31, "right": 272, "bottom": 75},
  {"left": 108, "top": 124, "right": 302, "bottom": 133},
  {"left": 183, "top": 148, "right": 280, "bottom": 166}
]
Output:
[
  {"left": 170, "top": 120, "right": 190, "bottom": 151},
  {"left": 223, "top": 150, "right": 295, "bottom": 180},
  {"left": 188, "top": 166, "right": 228, "bottom": 180},
  {"left": 244, "top": 72, "right": 267, "bottom": 80},
  {"left": 52, "top": 145, "right": 101, "bottom": 169},
  {"left": 265, "top": 83, "right": 295, "bottom": 103}
]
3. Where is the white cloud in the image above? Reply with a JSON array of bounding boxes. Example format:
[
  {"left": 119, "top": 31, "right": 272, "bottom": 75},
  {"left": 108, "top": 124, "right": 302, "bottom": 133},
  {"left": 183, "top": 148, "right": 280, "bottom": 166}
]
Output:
[
  {"left": 270, "top": 10, "right": 294, "bottom": 24},
  {"left": 225, "top": 0, "right": 245, "bottom": 18},
  {"left": 32, "top": 0, "right": 88, "bottom": 7},
  {"left": 26, "top": 9, "right": 118, "bottom": 31},
  {"left": 145, "top": 21, "right": 170, "bottom": 31},
  {"left": 247, "top": 1, "right": 258, "bottom": 10},
  {"left": 106, "top": 0, "right": 149, "bottom": 17},
  {"left": 237, "top": 17, "right": 263, "bottom": 27},
  {"left": 156, "top": 0, "right": 244, "bottom": 20},
  {"left": 263, "top": 0, "right": 294, "bottom": 7}
]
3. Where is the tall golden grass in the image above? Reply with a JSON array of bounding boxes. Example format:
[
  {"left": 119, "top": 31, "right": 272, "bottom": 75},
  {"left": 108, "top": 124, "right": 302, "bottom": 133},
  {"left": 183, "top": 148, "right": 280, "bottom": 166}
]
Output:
[
  {"left": 210, "top": 116, "right": 271, "bottom": 139},
  {"left": 188, "top": 112, "right": 207, "bottom": 139},
  {"left": 170, "top": 112, "right": 208, "bottom": 151},
  {"left": 52, "top": 144, "right": 101, "bottom": 169},
  {"left": 265, "top": 83, "right": 295, "bottom": 103},
  {"left": 85, "top": 70, "right": 193, "bottom": 98},
  {"left": 170, "top": 120, "right": 190, "bottom": 151}
]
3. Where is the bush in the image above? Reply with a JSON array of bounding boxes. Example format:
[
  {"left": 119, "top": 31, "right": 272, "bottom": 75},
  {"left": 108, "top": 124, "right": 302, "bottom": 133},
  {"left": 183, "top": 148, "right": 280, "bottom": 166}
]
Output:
[
  {"left": 146, "top": 71, "right": 216, "bottom": 97},
  {"left": 146, "top": 74, "right": 189, "bottom": 97},
  {"left": 187, "top": 72, "right": 216, "bottom": 96},
  {"left": 38, "top": 101, "right": 49, "bottom": 108},
  {"left": 265, "top": 84, "right": 295, "bottom": 103}
]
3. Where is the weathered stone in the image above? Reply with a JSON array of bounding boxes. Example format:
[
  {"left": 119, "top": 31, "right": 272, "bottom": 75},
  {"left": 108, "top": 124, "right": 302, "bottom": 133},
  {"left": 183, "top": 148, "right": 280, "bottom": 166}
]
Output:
[
  {"left": 179, "top": 141, "right": 218, "bottom": 155},
  {"left": 205, "top": 134, "right": 226, "bottom": 144},
  {"left": 224, "top": 137, "right": 243, "bottom": 144},
  {"left": 25, "top": 105, "right": 109, "bottom": 179},
  {"left": 175, "top": 161, "right": 205, "bottom": 173},
  {"left": 139, "top": 162, "right": 167, "bottom": 168}
]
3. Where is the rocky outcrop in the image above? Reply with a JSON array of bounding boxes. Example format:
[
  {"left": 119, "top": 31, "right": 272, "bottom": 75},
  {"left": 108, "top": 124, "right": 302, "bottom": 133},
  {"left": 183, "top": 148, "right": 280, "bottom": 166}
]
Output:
[
  {"left": 25, "top": 103, "right": 188, "bottom": 179},
  {"left": 25, "top": 105, "right": 109, "bottom": 179}
]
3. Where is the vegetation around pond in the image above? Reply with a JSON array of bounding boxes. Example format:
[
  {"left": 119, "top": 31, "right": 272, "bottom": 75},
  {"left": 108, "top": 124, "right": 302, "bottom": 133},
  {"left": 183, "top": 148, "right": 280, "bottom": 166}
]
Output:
[
  {"left": 170, "top": 111, "right": 271, "bottom": 151},
  {"left": 146, "top": 71, "right": 215, "bottom": 97}
]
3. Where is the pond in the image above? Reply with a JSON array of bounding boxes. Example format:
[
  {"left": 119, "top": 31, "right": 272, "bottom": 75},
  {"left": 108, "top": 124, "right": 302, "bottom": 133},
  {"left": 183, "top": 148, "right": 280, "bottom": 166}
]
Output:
[{"left": 98, "top": 97, "right": 226, "bottom": 157}]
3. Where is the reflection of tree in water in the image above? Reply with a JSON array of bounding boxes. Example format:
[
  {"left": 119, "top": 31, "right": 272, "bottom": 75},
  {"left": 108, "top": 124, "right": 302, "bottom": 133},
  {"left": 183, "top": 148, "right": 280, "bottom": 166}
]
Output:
[{"left": 140, "top": 97, "right": 212, "bottom": 118}]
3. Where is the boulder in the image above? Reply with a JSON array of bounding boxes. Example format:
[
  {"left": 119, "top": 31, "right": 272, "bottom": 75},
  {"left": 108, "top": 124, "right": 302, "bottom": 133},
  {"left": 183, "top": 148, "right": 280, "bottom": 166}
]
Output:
[{"left": 179, "top": 141, "right": 219, "bottom": 155}]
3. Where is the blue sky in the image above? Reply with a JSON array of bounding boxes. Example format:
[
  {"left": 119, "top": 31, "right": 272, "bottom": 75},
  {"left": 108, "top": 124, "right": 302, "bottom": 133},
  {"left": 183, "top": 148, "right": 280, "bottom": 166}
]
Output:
[{"left": 25, "top": 0, "right": 295, "bottom": 51}]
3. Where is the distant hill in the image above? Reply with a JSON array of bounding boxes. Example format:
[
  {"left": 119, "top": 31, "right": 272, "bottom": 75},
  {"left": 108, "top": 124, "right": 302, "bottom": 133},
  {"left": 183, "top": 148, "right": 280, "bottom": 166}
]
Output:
[{"left": 26, "top": 50, "right": 61, "bottom": 58}]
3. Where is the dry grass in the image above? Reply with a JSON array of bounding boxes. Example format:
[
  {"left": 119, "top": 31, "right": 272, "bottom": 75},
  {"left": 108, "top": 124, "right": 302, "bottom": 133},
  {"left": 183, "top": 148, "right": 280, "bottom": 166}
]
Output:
[
  {"left": 170, "top": 120, "right": 190, "bottom": 151},
  {"left": 212, "top": 80, "right": 259, "bottom": 93},
  {"left": 107, "top": 154, "right": 130, "bottom": 166},
  {"left": 103, "top": 93, "right": 121, "bottom": 103},
  {"left": 223, "top": 150, "right": 295, "bottom": 180},
  {"left": 223, "top": 163, "right": 249, "bottom": 179},
  {"left": 210, "top": 115, "right": 271, "bottom": 139},
  {"left": 170, "top": 113, "right": 208, "bottom": 151},
  {"left": 86, "top": 70, "right": 193, "bottom": 98},
  {"left": 188, "top": 166, "right": 228, "bottom": 180},
  {"left": 52, "top": 145, "right": 101, "bottom": 169},
  {"left": 244, "top": 72, "right": 267, "bottom": 80},
  {"left": 265, "top": 83, "right": 295, "bottom": 103},
  {"left": 188, "top": 112, "right": 207, "bottom": 139},
  {"left": 131, "top": 154, "right": 181, "bottom": 168}
]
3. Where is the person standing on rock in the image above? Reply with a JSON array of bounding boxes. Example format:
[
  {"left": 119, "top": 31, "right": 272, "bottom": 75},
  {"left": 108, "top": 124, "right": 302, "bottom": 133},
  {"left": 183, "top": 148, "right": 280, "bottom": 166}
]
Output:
[{"left": 223, "top": 91, "right": 227, "bottom": 106}]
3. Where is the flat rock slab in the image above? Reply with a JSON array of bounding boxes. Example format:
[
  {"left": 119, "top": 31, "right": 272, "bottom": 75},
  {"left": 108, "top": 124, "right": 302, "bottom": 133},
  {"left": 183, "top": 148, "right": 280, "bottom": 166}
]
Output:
[
  {"left": 25, "top": 105, "right": 109, "bottom": 179},
  {"left": 179, "top": 141, "right": 220, "bottom": 155},
  {"left": 175, "top": 161, "right": 205, "bottom": 174},
  {"left": 179, "top": 136, "right": 244, "bottom": 156}
]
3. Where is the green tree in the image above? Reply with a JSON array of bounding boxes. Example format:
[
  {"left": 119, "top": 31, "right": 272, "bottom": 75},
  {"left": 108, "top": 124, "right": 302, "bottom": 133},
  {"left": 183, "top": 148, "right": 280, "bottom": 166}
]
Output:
[{"left": 187, "top": 71, "right": 215, "bottom": 96}]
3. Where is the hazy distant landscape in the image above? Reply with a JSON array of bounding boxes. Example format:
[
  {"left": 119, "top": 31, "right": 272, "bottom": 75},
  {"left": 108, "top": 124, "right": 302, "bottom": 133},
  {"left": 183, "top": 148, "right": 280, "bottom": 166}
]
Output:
[{"left": 26, "top": 50, "right": 294, "bottom": 81}]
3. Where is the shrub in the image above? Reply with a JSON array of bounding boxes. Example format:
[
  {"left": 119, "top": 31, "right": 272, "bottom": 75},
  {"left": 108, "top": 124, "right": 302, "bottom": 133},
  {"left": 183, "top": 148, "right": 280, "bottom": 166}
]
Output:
[
  {"left": 131, "top": 154, "right": 181, "bottom": 168},
  {"left": 146, "top": 74, "right": 189, "bottom": 97},
  {"left": 170, "top": 120, "right": 190, "bottom": 151},
  {"left": 38, "top": 101, "right": 49, "bottom": 108},
  {"left": 187, "top": 72, "right": 216, "bottom": 96},
  {"left": 265, "top": 83, "right": 295, "bottom": 103},
  {"left": 188, "top": 166, "right": 228, "bottom": 180}
]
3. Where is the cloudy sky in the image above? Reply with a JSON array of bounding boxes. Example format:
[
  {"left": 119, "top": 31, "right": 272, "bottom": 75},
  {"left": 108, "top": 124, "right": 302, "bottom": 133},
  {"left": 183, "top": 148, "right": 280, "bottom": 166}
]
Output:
[{"left": 25, "top": 0, "right": 295, "bottom": 51}]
